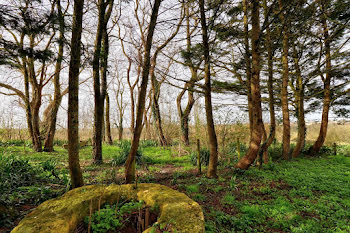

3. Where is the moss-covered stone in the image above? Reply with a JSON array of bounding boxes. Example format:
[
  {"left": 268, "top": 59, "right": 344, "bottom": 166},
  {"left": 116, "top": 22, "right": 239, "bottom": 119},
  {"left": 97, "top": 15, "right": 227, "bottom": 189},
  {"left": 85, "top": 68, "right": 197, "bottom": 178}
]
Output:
[{"left": 11, "top": 183, "right": 204, "bottom": 233}]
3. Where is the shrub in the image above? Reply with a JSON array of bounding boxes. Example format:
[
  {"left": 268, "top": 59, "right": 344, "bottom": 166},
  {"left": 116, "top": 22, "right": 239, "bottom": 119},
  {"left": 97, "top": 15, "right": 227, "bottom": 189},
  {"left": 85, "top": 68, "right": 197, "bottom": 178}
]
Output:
[
  {"left": 111, "top": 142, "right": 153, "bottom": 166},
  {"left": 190, "top": 148, "right": 210, "bottom": 166}
]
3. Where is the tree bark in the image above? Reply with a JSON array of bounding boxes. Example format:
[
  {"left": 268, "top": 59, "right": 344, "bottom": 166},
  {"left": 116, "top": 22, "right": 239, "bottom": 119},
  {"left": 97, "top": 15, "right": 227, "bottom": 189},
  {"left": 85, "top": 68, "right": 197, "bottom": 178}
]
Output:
[
  {"left": 279, "top": 0, "right": 290, "bottom": 160},
  {"left": 105, "top": 93, "right": 113, "bottom": 145},
  {"left": 235, "top": 0, "right": 263, "bottom": 169},
  {"left": 258, "top": 0, "right": 276, "bottom": 164},
  {"left": 68, "top": 0, "right": 84, "bottom": 189},
  {"left": 291, "top": 45, "right": 306, "bottom": 158},
  {"left": 199, "top": 0, "right": 219, "bottom": 178},
  {"left": 43, "top": 0, "right": 65, "bottom": 152},
  {"left": 125, "top": 0, "right": 162, "bottom": 184},
  {"left": 310, "top": 0, "right": 331, "bottom": 156},
  {"left": 243, "top": 0, "right": 253, "bottom": 135},
  {"left": 92, "top": 0, "right": 113, "bottom": 163}
]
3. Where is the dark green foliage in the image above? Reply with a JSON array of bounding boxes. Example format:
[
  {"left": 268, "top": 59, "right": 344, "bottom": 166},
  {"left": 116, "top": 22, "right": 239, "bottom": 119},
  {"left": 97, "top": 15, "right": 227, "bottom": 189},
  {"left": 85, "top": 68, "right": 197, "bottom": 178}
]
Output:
[
  {"left": 111, "top": 141, "right": 153, "bottom": 166},
  {"left": 84, "top": 200, "right": 144, "bottom": 233},
  {"left": 190, "top": 148, "right": 210, "bottom": 166}
]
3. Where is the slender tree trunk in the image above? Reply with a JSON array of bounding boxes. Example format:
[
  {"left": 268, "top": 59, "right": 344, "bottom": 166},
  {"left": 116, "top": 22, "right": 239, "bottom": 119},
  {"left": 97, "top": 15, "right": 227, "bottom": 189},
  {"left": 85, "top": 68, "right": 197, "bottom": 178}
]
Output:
[
  {"left": 150, "top": 71, "right": 167, "bottom": 146},
  {"left": 199, "top": 0, "right": 219, "bottom": 178},
  {"left": 243, "top": 0, "right": 253, "bottom": 135},
  {"left": 279, "top": 0, "right": 290, "bottom": 160},
  {"left": 177, "top": 85, "right": 195, "bottom": 146},
  {"left": 92, "top": 0, "right": 107, "bottom": 164},
  {"left": 32, "top": 90, "right": 43, "bottom": 152},
  {"left": 68, "top": 0, "right": 84, "bottom": 188},
  {"left": 125, "top": 0, "right": 161, "bottom": 183},
  {"left": 44, "top": 0, "right": 64, "bottom": 152},
  {"left": 105, "top": 93, "right": 113, "bottom": 145},
  {"left": 291, "top": 45, "right": 306, "bottom": 158},
  {"left": 235, "top": 0, "right": 263, "bottom": 169},
  {"left": 310, "top": 0, "right": 331, "bottom": 156}
]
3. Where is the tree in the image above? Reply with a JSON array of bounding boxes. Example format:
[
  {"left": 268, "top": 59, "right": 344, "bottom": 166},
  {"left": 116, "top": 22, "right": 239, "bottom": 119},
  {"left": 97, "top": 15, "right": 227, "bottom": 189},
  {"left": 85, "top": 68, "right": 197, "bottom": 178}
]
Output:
[
  {"left": 0, "top": 0, "right": 58, "bottom": 152},
  {"left": 105, "top": 92, "right": 113, "bottom": 145},
  {"left": 125, "top": 0, "right": 162, "bottom": 183},
  {"left": 68, "top": 0, "right": 85, "bottom": 189},
  {"left": 279, "top": 0, "right": 291, "bottom": 160},
  {"left": 235, "top": 0, "right": 263, "bottom": 169},
  {"left": 199, "top": 0, "right": 219, "bottom": 178},
  {"left": 92, "top": 0, "right": 114, "bottom": 164}
]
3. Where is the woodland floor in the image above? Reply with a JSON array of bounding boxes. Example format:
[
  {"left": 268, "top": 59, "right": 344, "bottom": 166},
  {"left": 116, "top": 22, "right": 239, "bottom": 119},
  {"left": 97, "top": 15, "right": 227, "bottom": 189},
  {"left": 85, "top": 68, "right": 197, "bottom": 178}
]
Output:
[{"left": 0, "top": 142, "right": 350, "bottom": 233}]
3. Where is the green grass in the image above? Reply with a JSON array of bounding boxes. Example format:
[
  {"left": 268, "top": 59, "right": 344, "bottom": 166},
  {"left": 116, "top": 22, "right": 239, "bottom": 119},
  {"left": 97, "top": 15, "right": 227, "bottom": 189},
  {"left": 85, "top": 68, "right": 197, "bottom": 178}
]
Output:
[{"left": 1, "top": 143, "right": 350, "bottom": 232}]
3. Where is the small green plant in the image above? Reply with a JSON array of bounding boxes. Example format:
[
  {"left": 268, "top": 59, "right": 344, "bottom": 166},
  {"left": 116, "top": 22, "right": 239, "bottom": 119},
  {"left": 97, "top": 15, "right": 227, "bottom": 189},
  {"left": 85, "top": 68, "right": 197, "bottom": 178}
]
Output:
[
  {"left": 221, "top": 194, "right": 236, "bottom": 205},
  {"left": 111, "top": 142, "right": 153, "bottom": 166},
  {"left": 190, "top": 148, "right": 210, "bottom": 166},
  {"left": 85, "top": 200, "right": 145, "bottom": 233},
  {"left": 229, "top": 175, "right": 237, "bottom": 191},
  {"left": 186, "top": 184, "right": 200, "bottom": 193}
]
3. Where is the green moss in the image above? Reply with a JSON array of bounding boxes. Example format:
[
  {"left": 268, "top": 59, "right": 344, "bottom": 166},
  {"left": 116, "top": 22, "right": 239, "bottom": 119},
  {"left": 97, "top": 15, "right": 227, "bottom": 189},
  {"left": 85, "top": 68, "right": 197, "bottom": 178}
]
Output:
[{"left": 11, "top": 184, "right": 204, "bottom": 233}]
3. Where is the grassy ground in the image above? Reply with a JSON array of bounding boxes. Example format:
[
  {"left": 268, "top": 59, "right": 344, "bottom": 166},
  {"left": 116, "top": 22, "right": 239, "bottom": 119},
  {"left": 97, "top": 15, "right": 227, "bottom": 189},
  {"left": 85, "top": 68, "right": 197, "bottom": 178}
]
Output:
[{"left": 0, "top": 142, "right": 349, "bottom": 233}]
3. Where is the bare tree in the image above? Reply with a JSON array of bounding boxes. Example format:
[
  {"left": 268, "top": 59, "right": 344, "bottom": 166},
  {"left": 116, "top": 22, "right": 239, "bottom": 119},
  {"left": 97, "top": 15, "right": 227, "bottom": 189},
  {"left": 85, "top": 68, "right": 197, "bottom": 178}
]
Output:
[{"left": 68, "top": 0, "right": 85, "bottom": 188}]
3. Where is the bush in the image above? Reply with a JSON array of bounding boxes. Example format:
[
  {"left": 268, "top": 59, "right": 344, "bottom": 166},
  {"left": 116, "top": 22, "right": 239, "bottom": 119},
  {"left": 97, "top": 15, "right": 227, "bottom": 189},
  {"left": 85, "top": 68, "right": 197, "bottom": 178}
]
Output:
[
  {"left": 111, "top": 142, "right": 153, "bottom": 166},
  {"left": 226, "top": 141, "right": 248, "bottom": 157},
  {"left": 190, "top": 148, "right": 210, "bottom": 166},
  {"left": 0, "top": 140, "right": 32, "bottom": 147}
]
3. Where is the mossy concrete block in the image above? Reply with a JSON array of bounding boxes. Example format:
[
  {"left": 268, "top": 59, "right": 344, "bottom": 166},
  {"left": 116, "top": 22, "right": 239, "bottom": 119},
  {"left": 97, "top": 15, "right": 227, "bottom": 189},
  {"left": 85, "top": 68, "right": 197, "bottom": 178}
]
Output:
[{"left": 11, "top": 183, "right": 204, "bottom": 233}]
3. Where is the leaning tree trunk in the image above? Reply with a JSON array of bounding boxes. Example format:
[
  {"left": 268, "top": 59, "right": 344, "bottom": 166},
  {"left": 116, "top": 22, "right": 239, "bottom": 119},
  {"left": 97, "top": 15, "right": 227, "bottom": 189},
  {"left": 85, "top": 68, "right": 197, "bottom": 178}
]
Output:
[
  {"left": 235, "top": 0, "right": 263, "bottom": 169},
  {"left": 68, "top": 0, "right": 85, "bottom": 188},
  {"left": 125, "top": 0, "right": 162, "bottom": 184},
  {"left": 199, "top": 0, "right": 219, "bottom": 178},
  {"left": 44, "top": 0, "right": 65, "bottom": 152},
  {"left": 258, "top": 0, "right": 276, "bottom": 164},
  {"left": 105, "top": 93, "right": 113, "bottom": 145},
  {"left": 279, "top": 0, "right": 290, "bottom": 160},
  {"left": 310, "top": 0, "right": 331, "bottom": 156}
]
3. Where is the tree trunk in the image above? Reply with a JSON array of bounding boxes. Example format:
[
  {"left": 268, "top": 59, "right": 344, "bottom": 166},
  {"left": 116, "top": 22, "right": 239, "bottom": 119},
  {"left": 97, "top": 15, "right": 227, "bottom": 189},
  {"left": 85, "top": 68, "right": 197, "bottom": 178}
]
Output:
[
  {"left": 310, "top": 0, "right": 331, "bottom": 156},
  {"left": 151, "top": 71, "right": 167, "bottom": 146},
  {"left": 199, "top": 0, "right": 219, "bottom": 178},
  {"left": 92, "top": 0, "right": 107, "bottom": 164},
  {"left": 258, "top": 0, "right": 276, "bottom": 164},
  {"left": 125, "top": 0, "right": 161, "bottom": 184},
  {"left": 92, "top": 0, "right": 113, "bottom": 163},
  {"left": 291, "top": 45, "right": 306, "bottom": 158},
  {"left": 43, "top": 0, "right": 64, "bottom": 152},
  {"left": 177, "top": 85, "right": 195, "bottom": 146},
  {"left": 68, "top": 0, "right": 84, "bottom": 189},
  {"left": 235, "top": 0, "right": 263, "bottom": 169},
  {"left": 279, "top": 0, "right": 290, "bottom": 160},
  {"left": 242, "top": 0, "right": 253, "bottom": 135},
  {"left": 105, "top": 93, "right": 113, "bottom": 145}
]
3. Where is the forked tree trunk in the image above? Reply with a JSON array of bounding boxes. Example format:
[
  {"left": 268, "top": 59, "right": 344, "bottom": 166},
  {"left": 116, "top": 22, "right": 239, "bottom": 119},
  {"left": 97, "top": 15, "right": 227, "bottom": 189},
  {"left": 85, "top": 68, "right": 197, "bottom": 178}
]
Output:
[
  {"left": 44, "top": 0, "right": 65, "bottom": 152},
  {"left": 125, "top": 0, "right": 161, "bottom": 184},
  {"left": 235, "top": 0, "right": 263, "bottom": 169},
  {"left": 68, "top": 0, "right": 84, "bottom": 188},
  {"left": 279, "top": 0, "right": 290, "bottom": 160},
  {"left": 151, "top": 72, "right": 167, "bottom": 146},
  {"left": 310, "top": 0, "right": 331, "bottom": 156},
  {"left": 105, "top": 93, "right": 113, "bottom": 145},
  {"left": 92, "top": 0, "right": 113, "bottom": 164},
  {"left": 199, "top": 0, "right": 219, "bottom": 178}
]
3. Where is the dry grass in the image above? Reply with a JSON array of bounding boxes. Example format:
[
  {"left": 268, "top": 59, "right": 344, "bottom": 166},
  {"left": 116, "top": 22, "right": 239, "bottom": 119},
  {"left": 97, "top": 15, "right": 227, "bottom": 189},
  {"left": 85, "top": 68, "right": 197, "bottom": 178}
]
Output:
[{"left": 1, "top": 122, "right": 350, "bottom": 146}]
